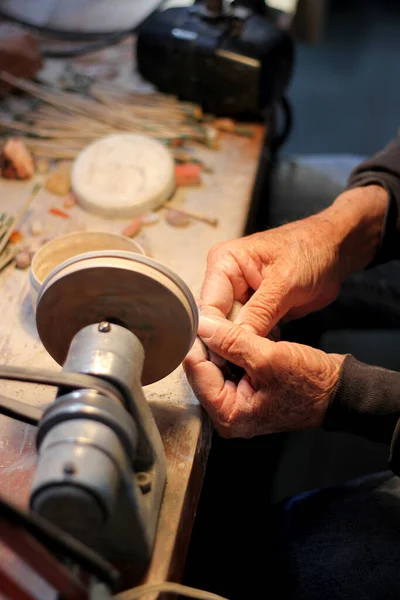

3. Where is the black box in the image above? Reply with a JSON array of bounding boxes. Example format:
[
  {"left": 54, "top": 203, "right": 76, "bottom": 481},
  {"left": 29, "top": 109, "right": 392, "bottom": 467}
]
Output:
[{"left": 137, "top": 5, "right": 294, "bottom": 117}]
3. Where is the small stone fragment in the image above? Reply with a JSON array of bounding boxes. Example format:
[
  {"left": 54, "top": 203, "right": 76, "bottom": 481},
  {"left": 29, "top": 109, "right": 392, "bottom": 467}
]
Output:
[
  {"left": 49, "top": 207, "right": 69, "bottom": 219},
  {"left": 30, "top": 220, "right": 42, "bottom": 237},
  {"left": 10, "top": 230, "right": 23, "bottom": 244},
  {"left": 122, "top": 217, "right": 142, "bottom": 238},
  {"left": 15, "top": 251, "right": 31, "bottom": 270},
  {"left": 166, "top": 208, "right": 190, "bottom": 227},
  {"left": 45, "top": 168, "right": 71, "bottom": 196},
  {"left": 1, "top": 138, "right": 35, "bottom": 179},
  {"left": 63, "top": 192, "right": 77, "bottom": 209},
  {"left": 36, "top": 158, "right": 50, "bottom": 174},
  {"left": 175, "top": 163, "right": 201, "bottom": 187},
  {"left": 141, "top": 212, "right": 159, "bottom": 226}
]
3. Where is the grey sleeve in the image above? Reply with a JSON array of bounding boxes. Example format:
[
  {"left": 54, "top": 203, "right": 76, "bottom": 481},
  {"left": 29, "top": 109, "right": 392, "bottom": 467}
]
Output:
[{"left": 324, "top": 355, "right": 400, "bottom": 475}]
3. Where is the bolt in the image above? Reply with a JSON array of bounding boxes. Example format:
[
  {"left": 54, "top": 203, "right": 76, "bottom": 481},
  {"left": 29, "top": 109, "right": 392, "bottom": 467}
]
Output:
[
  {"left": 63, "top": 462, "right": 77, "bottom": 476},
  {"left": 137, "top": 472, "right": 152, "bottom": 494},
  {"left": 98, "top": 321, "right": 111, "bottom": 333}
]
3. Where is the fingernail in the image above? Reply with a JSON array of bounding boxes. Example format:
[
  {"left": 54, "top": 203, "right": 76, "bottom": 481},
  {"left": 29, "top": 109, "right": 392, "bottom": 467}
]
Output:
[{"left": 198, "top": 315, "right": 219, "bottom": 339}]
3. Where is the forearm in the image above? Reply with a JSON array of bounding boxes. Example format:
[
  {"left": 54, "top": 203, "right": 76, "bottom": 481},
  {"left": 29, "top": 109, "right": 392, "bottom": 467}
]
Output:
[
  {"left": 347, "top": 136, "right": 400, "bottom": 265},
  {"left": 325, "top": 184, "right": 388, "bottom": 277},
  {"left": 310, "top": 135, "right": 400, "bottom": 278},
  {"left": 307, "top": 184, "right": 388, "bottom": 281}
]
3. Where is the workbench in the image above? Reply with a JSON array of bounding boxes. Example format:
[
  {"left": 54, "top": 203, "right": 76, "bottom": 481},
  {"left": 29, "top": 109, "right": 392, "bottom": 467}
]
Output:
[{"left": 0, "top": 124, "right": 265, "bottom": 596}]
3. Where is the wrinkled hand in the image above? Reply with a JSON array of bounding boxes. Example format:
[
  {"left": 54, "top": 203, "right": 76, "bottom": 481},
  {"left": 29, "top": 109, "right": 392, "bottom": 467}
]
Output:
[
  {"left": 184, "top": 316, "right": 344, "bottom": 438},
  {"left": 201, "top": 218, "right": 341, "bottom": 336},
  {"left": 184, "top": 186, "right": 386, "bottom": 436},
  {"left": 200, "top": 186, "right": 388, "bottom": 336}
]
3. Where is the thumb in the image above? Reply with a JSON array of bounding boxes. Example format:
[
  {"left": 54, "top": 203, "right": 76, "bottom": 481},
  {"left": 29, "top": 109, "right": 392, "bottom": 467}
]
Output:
[{"left": 198, "top": 315, "right": 270, "bottom": 370}]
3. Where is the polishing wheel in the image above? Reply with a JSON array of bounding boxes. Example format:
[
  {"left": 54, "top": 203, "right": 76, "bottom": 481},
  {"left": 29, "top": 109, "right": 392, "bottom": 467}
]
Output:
[{"left": 36, "top": 251, "right": 198, "bottom": 386}]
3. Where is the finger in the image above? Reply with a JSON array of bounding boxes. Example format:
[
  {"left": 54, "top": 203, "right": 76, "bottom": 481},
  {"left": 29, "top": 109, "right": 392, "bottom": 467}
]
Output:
[
  {"left": 200, "top": 270, "right": 234, "bottom": 319},
  {"left": 184, "top": 336, "right": 209, "bottom": 365},
  {"left": 198, "top": 315, "right": 272, "bottom": 371},
  {"left": 200, "top": 253, "right": 250, "bottom": 319},
  {"left": 230, "top": 299, "right": 281, "bottom": 342},
  {"left": 234, "top": 277, "right": 293, "bottom": 336},
  {"left": 207, "top": 299, "right": 245, "bottom": 369},
  {"left": 193, "top": 308, "right": 227, "bottom": 368},
  {"left": 183, "top": 337, "right": 237, "bottom": 420}
]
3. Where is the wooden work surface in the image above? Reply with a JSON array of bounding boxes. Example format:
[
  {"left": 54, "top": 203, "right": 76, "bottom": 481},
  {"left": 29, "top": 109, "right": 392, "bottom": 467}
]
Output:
[{"left": 0, "top": 125, "right": 265, "bottom": 597}]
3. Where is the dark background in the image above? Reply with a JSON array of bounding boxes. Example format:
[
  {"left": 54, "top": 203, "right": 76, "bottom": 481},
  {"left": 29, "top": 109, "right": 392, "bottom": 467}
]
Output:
[{"left": 286, "top": 0, "right": 400, "bottom": 156}]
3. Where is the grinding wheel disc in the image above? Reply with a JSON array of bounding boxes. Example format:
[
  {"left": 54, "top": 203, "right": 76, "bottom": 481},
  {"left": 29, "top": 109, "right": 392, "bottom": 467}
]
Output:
[
  {"left": 71, "top": 134, "right": 176, "bottom": 218},
  {"left": 36, "top": 251, "right": 198, "bottom": 386}
]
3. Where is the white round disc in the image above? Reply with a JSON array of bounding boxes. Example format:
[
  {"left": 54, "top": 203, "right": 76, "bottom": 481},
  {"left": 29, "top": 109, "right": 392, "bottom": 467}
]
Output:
[{"left": 71, "top": 133, "right": 176, "bottom": 218}]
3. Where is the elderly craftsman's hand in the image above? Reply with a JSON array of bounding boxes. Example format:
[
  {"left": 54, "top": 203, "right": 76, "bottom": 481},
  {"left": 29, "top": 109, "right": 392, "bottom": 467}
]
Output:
[
  {"left": 184, "top": 318, "right": 344, "bottom": 437},
  {"left": 200, "top": 185, "right": 388, "bottom": 336},
  {"left": 184, "top": 184, "right": 388, "bottom": 436}
]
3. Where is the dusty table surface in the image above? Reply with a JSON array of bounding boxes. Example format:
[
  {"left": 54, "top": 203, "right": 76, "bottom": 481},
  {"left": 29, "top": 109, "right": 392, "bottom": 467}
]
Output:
[{"left": 0, "top": 125, "right": 264, "bottom": 598}]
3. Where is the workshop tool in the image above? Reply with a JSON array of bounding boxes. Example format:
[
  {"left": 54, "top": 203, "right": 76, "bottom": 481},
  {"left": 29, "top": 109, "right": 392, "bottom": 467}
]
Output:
[
  {"left": 0, "top": 250, "right": 198, "bottom": 580},
  {"left": 0, "top": 182, "right": 41, "bottom": 272},
  {"left": 0, "top": 70, "right": 219, "bottom": 152},
  {"left": 164, "top": 201, "right": 218, "bottom": 227},
  {"left": 136, "top": 0, "right": 294, "bottom": 116},
  {"left": 0, "top": 492, "right": 228, "bottom": 599},
  {"left": 0, "top": 70, "right": 254, "bottom": 163},
  {"left": 0, "top": 182, "right": 40, "bottom": 250}
]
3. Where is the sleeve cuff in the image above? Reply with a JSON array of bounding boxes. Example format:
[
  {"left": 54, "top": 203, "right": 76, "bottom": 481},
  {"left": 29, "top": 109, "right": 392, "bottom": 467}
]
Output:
[{"left": 324, "top": 355, "right": 400, "bottom": 445}]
